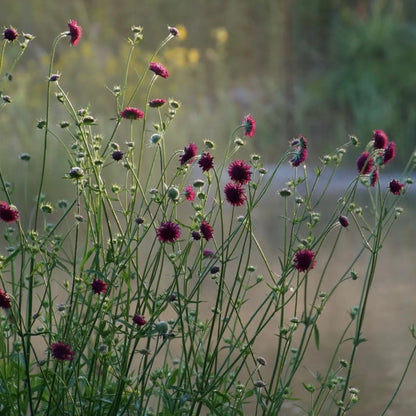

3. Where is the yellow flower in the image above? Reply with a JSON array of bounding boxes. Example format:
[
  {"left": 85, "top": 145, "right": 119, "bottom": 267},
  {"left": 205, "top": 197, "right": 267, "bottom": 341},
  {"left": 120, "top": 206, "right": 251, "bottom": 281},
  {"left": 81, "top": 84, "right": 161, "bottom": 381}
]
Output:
[{"left": 175, "top": 24, "right": 187, "bottom": 40}]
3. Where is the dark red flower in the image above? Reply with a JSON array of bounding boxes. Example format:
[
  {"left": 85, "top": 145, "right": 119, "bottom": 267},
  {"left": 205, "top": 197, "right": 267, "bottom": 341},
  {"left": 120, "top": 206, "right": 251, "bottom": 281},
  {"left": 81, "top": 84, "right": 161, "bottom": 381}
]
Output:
[
  {"left": 339, "top": 216, "right": 349, "bottom": 227},
  {"left": 50, "top": 341, "right": 75, "bottom": 361},
  {"left": 192, "top": 231, "right": 201, "bottom": 240},
  {"left": 91, "top": 279, "right": 107, "bottom": 295},
  {"left": 198, "top": 152, "right": 214, "bottom": 172},
  {"left": 203, "top": 249, "right": 214, "bottom": 258},
  {"left": 200, "top": 220, "right": 214, "bottom": 241},
  {"left": 148, "top": 98, "right": 166, "bottom": 108},
  {"left": 0, "top": 289, "right": 11, "bottom": 309},
  {"left": 68, "top": 20, "right": 82, "bottom": 46},
  {"left": 242, "top": 114, "right": 256, "bottom": 137},
  {"left": 389, "top": 179, "right": 404, "bottom": 195},
  {"left": 133, "top": 314, "right": 146, "bottom": 326},
  {"left": 293, "top": 249, "right": 316, "bottom": 272},
  {"left": 180, "top": 143, "right": 198, "bottom": 165},
  {"left": 356, "top": 152, "right": 374, "bottom": 174},
  {"left": 0, "top": 201, "right": 19, "bottom": 223},
  {"left": 120, "top": 107, "right": 144, "bottom": 120},
  {"left": 383, "top": 141, "right": 396, "bottom": 165},
  {"left": 157, "top": 221, "right": 181, "bottom": 243},
  {"left": 228, "top": 160, "right": 252, "bottom": 184},
  {"left": 290, "top": 147, "right": 308, "bottom": 167},
  {"left": 373, "top": 129, "right": 388, "bottom": 150},
  {"left": 149, "top": 62, "right": 169, "bottom": 79},
  {"left": 370, "top": 168, "right": 378, "bottom": 187},
  {"left": 224, "top": 182, "right": 246, "bottom": 206},
  {"left": 4, "top": 27, "right": 18, "bottom": 42},
  {"left": 112, "top": 150, "right": 123, "bottom": 161},
  {"left": 184, "top": 185, "right": 195, "bottom": 201}
]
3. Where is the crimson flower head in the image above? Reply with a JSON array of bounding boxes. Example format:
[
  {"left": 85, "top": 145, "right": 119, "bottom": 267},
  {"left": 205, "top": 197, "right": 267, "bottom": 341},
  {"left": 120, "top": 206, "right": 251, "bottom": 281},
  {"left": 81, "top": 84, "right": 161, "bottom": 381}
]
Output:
[
  {"left": 149, "top": 62, "right": 169, "bottom": 78},
  {"left": 4, "top": 27, "right": 18, "bottom": 42},
  {"left": 242, "top": 114, "right": 256, "bottom": 137},
  {"left": 224, "top": 182, "right": 246, "bottom": 206},
  {"left": 198, "top": 152, "right": 214, "bottom": 172},
  {"left": 339, "top": 216, "right": 349, "bottom": 227},
  {"left": 389, "top": 179, "right": 404, "bottom": 195},
  {"left": 68, "top": 20, "right": 82, "bottom": 46},
  {"left": 180, "top": 143, "right": 198, "bottom": 165},
  {"left": 157, "top": 221, "right": 181, "bottom": 243},
  {"left": 290, "top": 135, "right": 308, "bottom": 167},
  {"left": 200, "top": 220, "right": 214, "bottom": 241},
  {"left": 356, "top": 151, "right": 374, "bottom": 174},
  {"left": 50, "top": 341, "right": 75, "bottom": 361},
  {"left": 148, "top": 98, "right": 166, "bottom": 108},
  {"left": 0, "top": 201, "right": 19, "bottom": 223},
  {"left": 184, "top": 185, "right": 195, "bottom": 201},
  {"left": 373, "top": 129, "right": 388, "bottom": 150},
  {"left": 370, "top": 168, "right": 378, "bottom": 187},
  {"left": 228, "top": 160, "right": 252, "bottom": 185},
  {"left": 120, "top": 107, "right": 144, "bottom": 120},
  {"left": 112, "top": 150, "right": 123, "bottom": 161},
  {"left": 0, "top": 289, "right": 11, "bottom": 309},
  {"left": 91, "top": 279, "right": 107, "bottom": 295},
  {"left": 293, "top": 249, "right": 316, "bottom": 272},
  {"left": 383, "top": 141, "right": 396, "bottom": 165},
  {"left": 133, "top": 314, "right": 146, "bottom": 326}
]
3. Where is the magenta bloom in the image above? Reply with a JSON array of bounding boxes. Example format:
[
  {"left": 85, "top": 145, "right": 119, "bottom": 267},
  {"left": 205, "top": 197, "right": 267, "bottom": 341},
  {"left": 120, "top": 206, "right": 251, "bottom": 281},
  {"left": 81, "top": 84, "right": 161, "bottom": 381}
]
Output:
[
  {"left": 112, "top": 150, "right": 123, "bottom": 161},
  {"left": 91, "top": 279, "right": 108, "bottom": 295},
  {"left": 184, "top": 185, "right": 195, "bottom": 201},
  {"left": 180, "top": 143, "right": 198, "bottom": 165},
  {"left": 373, "top": 129, "right": 388, "bottom": 150},
  {"left": 0, "top": 201, "right": 19, "bottom": 223},
  {"left": 149, "top": 62, "right": 169, "bottom": 79},
  {"left": 0, "top": 289, "right": 11, "bottom": 309},
  {"left": 224, "top": 182, "right": 246, "bottom": 206},
  {"left": 200, "top": 220, "right": 214, "bottom": 241},
  {"left": 242, "top": 114, "right": 256, "bottom": 137},
  {"left": 50, "top": 341, "right": 75, "bottom": 361},
  {"left": 293, "top": 249, "right": 316, "bottom": 272},
  {"left": 389, "top": 179, "right": 404, "bottom": 195},
  {"left": 383, "top": 141, "right": 396, "bottom": 165},
  {"left": 356, "top": 152, "right": 374, "bottom": 174},
  {"left": 290, "top": 147, "right": 308, "bottom": 167},
  {"left": 203, "top": 249, "right": 215, "bottom": 258},
  {"left": 120, "top": 107, "right": 144, "bottom": 120},
  {"left": 339, "top": 216, "right": 349, "bottom": 227},
  {"left": 4, "top": 27, "right": 18, "bottom": 42},
  {"left": 370, "top": 168, "right": 378, "bottom": 187},
  {"left": 157, "top": 221, "right": 181, "bottom": 243},
  {"left": 133, "top": 314, "right": 147, "bottom": 326},
  {"left": 68, "top": 20, "right": 82, "bottom": 46},
  {"left": 228, "top": 160, "right": 252, "bottom": 185},
  {"left": 148, "top": 98, "right": 166, "bottom": 108},
  {"left": 198, "top": 152, "right": 214, "bottom": 172}
]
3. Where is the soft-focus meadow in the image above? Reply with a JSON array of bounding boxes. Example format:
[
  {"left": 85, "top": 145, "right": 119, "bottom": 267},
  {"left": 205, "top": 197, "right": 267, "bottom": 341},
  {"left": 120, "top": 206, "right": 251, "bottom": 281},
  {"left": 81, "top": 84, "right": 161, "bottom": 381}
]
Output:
[{"left": 1, "top": 1, "right": 416, "bottom": 415}]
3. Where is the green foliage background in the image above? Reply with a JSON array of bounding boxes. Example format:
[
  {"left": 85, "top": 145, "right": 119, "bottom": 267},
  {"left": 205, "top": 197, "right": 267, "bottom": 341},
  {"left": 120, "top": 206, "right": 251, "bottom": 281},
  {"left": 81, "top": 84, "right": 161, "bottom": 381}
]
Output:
[{"left": 2, "top": 0, "right": 416, "bottom": 165}]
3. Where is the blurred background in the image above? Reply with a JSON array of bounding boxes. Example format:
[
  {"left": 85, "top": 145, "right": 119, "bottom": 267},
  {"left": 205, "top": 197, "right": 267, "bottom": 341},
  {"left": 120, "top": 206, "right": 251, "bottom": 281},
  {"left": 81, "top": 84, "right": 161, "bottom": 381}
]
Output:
[{"left": 1, "top": 0, "right": 416, "bottom": 415}]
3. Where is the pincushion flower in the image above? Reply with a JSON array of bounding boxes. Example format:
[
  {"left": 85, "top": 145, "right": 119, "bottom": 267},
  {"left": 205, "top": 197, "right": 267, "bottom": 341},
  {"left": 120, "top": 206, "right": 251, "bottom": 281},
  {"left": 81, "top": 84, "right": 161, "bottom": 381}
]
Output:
[
  {"left": 149, "top": 62, "right": 169, "bottom": 78},
  {"left": 148, "top": 98, "right": 166, "bottom": 108},
  {"left": 0, "top": 289, "right": 11, "bottom": 309},
  {"left": 120, "top": 107, "right": 144, "bottom": 120},
  {"left": 157, "top": 221, "right": 181, "bottom": 243},
  {"left": 184, "top": 185, "right": 195, "bottom": 201},
  {"left": 198, "top": 152, "right": 214, "bottom": 172},
  {"left": 242, "top": 114, "right": 256, "bottom": 137},
  {"left": 180, "top": 143, "right": 197, "bottom": 165},
  {"left": 200, "top": 220, "right": 214, "bottom": 241},
  {"left": 339, "top": 216, "right": 349, "bottom": 227},
  {"left": 293, "top": 249, "right": 316, "bottom": 272},
  {"left": 389, "top": 179, "right": 404, "bottom": 195},
  {"left": 373, "top": 129, "right": 388, "bottom": 150},
  {"left": 370, "top": 168, "right": 378, "bottom": 187},
  {"left": 50, "top": 341, "right": 75, "bottom": 361},
  {"left": 356, "top": 152, "right": 374, "bottom": 174},
  {"left": 383, "top": 141, "right": 396, "bottom": 165},
  {"left": 91, "top": 279, "right": 108, "bottom": 295},
  {"left": 0, "top": 201, "right": 19, "bottom": 223},
  {"left": 133, "top": 314, "right": 147, "bottom": 326},
  {"left": 4, "top": 27, "right": 18, "bottom": 42},
  {"left": 228, "top": 160, "right": 252, "bottom": 185},
  {"left": 290, "top": 148, "right": 308, "bottom": 167},
  {"left": 112, "top": 150, "right": 123, "bottom": 161},
  {"left": 68, "top": 20, "right": 82, "bottom": 46},
  {"left": 224, "top": 182, "right": 246, "bottom": 206}
]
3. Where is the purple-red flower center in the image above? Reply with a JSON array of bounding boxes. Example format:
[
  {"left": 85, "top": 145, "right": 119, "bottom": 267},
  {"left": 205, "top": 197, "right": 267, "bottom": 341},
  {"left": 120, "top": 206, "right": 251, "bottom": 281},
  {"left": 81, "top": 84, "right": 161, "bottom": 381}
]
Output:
[
  {"left": 156, "top": 221, "right": 181, "bottom": 243},
  {"left": 224, "top": 182, "right": 246, "bottom": 206},
  {"left": 68, "top": 20, "right": 82, "bottom": 46},
  {"left": 198, "top": 152, "right": 214, "bottom": 172},
  {"left": 293, "top": 249, "right": 316, "bottom": 272},
  {"left": 51, "top": 341, "right": 75, "bottom": 361},
  {"left": 228, "top": 160, "right": 252, "bottom": 185},
  {"left": 149, "top": 62, "right": 169, "bottom": 79},
  {"left": 180, "top": 143, "right": 198, "bottom": 165},
  {"left": 242, "top": 114, "right": 256, "bottom": 137},
  {"left": 200, "top": 220, "right": 214, "bottom": 241},
  {"left": 91, "top": 279, "right": 108, "bottom": 295},
  {"left": 0, "top": 201, "right": 19, "bottom": 223},
  {"left": 389, "top": 179, "right": 404, "bottom": 195},
  {"left": 120, "top": 107, "right": 144, "bottom": 120}
]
